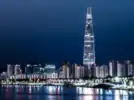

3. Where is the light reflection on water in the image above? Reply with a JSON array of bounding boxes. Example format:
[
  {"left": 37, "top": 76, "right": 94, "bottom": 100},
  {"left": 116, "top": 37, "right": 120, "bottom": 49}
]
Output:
[{"left": 0, "top": 85, "right": 134, "bottom": 100}]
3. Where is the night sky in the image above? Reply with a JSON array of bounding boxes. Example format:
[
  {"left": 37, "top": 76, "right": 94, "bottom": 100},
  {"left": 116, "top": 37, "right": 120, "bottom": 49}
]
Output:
[{"left": 0, "top": 0, "right": 134, "bottom": 71}]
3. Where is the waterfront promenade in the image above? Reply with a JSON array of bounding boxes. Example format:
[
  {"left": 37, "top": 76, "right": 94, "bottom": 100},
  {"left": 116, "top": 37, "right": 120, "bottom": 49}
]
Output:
[{"left": 1, "top": 77, "right": 134, "bottom": 91}]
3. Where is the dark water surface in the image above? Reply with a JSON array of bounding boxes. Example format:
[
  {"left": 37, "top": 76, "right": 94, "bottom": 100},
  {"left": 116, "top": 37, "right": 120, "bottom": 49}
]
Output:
[{"left": 0, "top": 85, "right": 134, "bottom": 100}]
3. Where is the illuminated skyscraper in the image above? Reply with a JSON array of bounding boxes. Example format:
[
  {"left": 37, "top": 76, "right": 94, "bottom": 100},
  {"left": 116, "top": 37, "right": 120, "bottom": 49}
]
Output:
[{"left": 83, "top": 7, "right": 95, "bottom": 66}]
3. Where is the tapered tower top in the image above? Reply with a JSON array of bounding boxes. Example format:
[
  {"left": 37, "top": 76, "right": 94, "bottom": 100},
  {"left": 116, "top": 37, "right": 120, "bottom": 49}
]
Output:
[
  {"left": 87, "top": 7, "right": 92, "bottom": 14},
  {"left": 83, "top": 7, "right": 95, "bottom": 66},
  {"left": 86, "top": 7, "right": 92, "bottom": 19}
]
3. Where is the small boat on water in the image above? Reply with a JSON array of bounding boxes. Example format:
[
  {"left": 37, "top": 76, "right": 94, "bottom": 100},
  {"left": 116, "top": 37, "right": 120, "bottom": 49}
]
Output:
[{"left": 93, "top": 84, "right": 113, "bottom": 89}]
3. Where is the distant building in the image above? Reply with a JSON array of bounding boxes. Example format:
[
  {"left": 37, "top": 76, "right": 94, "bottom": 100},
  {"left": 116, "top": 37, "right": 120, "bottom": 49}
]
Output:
[
  {"left": 80, "top": 65, "right": 85, "bottom": 78},
  {"left": 95, "top": 66, "right": 100, "bottom": 78},
  {"left": 74, "top": 64, "right": 80, "bottom": 78},
  {"left": 109, "top": 61, "right": 113, "bottom": 77},
  {"left": 7, "top": 64, "right": 13, "bottom": 77},
  {"left": 59, "top": 71, "right": 64, "bottom": 78},
  {"left": 90, "top": 64, "right": 96, "bottom": 77},
  {"left": 104, "top": 65, "right": 108, "bottom": 77},
  {"left": 76, "top": 65, "right": 81, "bottom": 78},
  {"left": 84, "top": 65, "right": 89, "bottom": 77},
  {"left": 25, "top": 64, "right": 33, "bottom": 74},
  {"left": 1, "top": 72, "right": 7, "bottom": 79},
  {"left": 71, "top": 64, "right": 84, "bottom": 79},
  {"left": 117, "top": 61, "right": 123, "bottom": 77},
  {"left": 33, "top": 64, "right": 44, "bottom": 74},
  {"left": 44, "top": 64, "right": 56, "bottom": 73},
  {"left": 100, "top": 65, "right": 105, "bottom": 78},
  {"left": 44, "top": 64, "right": 56, "bottom": 78},
  {"left": 127, "top": 61, "right": 133, "bottom": 76},
  {"left": 123, "top": 61, "right": 129, "bottom": 77},
  {"left": 109, "top": 61, "right": 117, "bottom": 77},
  {"left": 14, "top": 64, "right": 21, "bottom": 75},
  {"left": 62, "top": 64, "right": 69, "bottom": 78},
  {"left": 46, "top": 72, "right": 58, "bottom": 79}
]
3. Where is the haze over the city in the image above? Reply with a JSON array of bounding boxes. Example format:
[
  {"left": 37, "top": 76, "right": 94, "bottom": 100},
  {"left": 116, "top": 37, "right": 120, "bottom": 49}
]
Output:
[{"left": 0, "top": 0, "right": 134, "bottom": 71}]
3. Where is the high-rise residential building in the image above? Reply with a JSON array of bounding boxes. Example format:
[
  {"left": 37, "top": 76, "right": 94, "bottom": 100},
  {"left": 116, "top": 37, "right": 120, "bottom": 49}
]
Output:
[
  {"left": 83, "top": 7, "right": 95, "bottom": 67},
  {"left": 84, "top": 65, "right": 89, "bottom": 77},
  {"left": 7, "top": 64, "right": 13, "bottom": 77},
  {"left": 117, "top": 61, "right": 123, "bottom": 77},
  {"left": 74, "top": 64, "right": 77, "bottom": 78},
  {"left": 101, "top": 65, "right": 108, "bottom": 78},
  {"left": 80, "top": 65, "right": 85, "bottom": 78},
  {"left": 62, "top": 64, "right": 69, "bottom": 79},
  {"left": 123, "top": 60, "right": 129, "bottom": 77},
  {"left": 76, "top": 65, "right": 81, "bottom": 78},
  {"left": 66, "top": 67, "right": 69, "bottom": 78},
  {"left": 90, "top": 64, "right": 96, "bottom": 77},
  {"left": 127, "top": 61, "right": 133, "bottom": 76},
  {"left": 14, "top": 64, "right": 21, "bottom": 75},
  {"left": 104, "top": 65, "right": 108, "bottom": 77},
  {"left": 72, "top": 64, "right": 84, "bottom": 79},
  {"left": 109, "top": 61, "right": 113, "bottom": 77},
  {"left": 71, "top": 64, "right": 75, "bottom": 78},
  {"left": 95, "top": 66, "right": 100, "bottom": 78},
  {"left": 109, "top": 61, "right": 117, "bottom": 77},
  {"left": 99, "top": 66, "right": 103, "bottom": 78}
]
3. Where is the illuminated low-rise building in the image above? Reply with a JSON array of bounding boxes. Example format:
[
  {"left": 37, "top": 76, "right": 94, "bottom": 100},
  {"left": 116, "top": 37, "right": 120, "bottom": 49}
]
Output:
[
  {"left": 59, "top": 70, "right": 64, "bottom": 78},
  {"left": 46, "top": 72, "right": 58, "bottom": 79},
  {"left": 33, "top": 64, "right": 44, "bottom": 74},
  {"left": 25, "top": 64, "right": 33, "bottom": 74},
  {"left": 43, "top": 64, "right": 56, "bottom": 79}
]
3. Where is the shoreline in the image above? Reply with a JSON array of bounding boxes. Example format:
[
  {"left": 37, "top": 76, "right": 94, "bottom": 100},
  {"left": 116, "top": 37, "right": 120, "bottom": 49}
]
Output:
[{"left": 1, "top": 82, "right": 134, "bottom": 91}]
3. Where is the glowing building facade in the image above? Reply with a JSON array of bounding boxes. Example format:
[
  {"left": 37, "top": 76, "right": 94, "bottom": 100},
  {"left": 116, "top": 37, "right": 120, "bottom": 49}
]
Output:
[{"left": 83, "top": 7, "right": 95, "bottom": 67}]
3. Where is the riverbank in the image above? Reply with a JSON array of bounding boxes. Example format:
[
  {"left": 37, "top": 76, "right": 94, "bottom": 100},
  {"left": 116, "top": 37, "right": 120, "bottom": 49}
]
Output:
[{"left": 1, "top": 82, "right": 134, "bottom": 91}]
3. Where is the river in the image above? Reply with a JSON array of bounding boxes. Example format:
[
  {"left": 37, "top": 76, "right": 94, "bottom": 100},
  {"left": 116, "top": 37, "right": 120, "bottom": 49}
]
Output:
[{"left": 0, "top": 85, "right": 133, "bottom": 100}]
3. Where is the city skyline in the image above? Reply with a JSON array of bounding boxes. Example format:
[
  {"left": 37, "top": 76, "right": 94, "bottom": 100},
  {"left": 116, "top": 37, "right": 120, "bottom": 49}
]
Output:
[{"left": 0, "top": 1, "right": 134, "bottom": 71}]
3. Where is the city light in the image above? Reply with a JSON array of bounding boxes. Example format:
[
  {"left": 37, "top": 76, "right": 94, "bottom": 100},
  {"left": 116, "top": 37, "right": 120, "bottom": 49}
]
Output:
[
  {"left": 115, "top": 77, "right": 120, "bottom": 82},
  {"left": 0, "top": 7, "right": 134, "bottom": 93}
]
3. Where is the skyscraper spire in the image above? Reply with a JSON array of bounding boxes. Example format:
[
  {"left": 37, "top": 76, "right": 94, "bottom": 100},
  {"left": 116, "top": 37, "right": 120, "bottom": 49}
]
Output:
[{"left": 83, "top": 7, "right": 95, "bottom": 66}]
